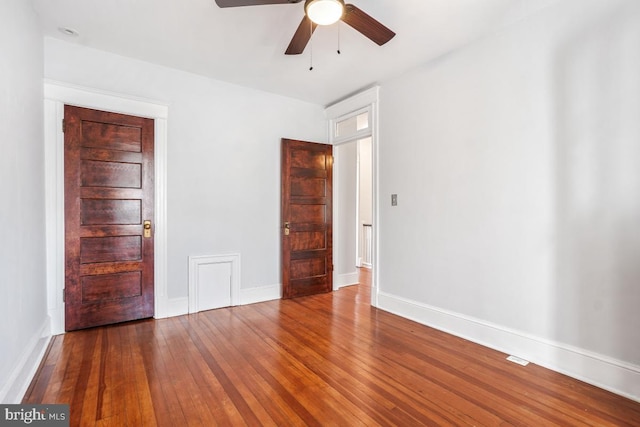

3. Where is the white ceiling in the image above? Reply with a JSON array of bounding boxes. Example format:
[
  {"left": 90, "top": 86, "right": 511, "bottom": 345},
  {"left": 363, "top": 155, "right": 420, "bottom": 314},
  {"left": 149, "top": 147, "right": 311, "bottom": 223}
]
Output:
[{"left": 32, "top": 0, "right": 558, "bottom": 106}]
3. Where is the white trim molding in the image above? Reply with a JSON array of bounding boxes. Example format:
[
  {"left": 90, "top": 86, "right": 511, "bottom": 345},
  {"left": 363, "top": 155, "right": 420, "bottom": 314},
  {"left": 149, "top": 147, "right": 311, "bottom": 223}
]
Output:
[
  {"left": 335, "top": 271, "right": 359, "bottom": 289},
  {"left": 240, "top": 284, "right": 281, "bottom": 305},
  {"left": 44, "top": 80, "right": 169, "bottom": 334},
  {"left": 188, "top": 253, "right": 241, "bottom": 314},
  {"left": 0, "top": 318, "right": 51, "bottom": 403},
  {"left": 166, "top": 297, "right": 189, "bottom": 318},
  {"left": 325, "top": 86, "right": 380, "bottom": 118},
  {"left": 378, "top": 291, "right": 640, "bottom": 403}
]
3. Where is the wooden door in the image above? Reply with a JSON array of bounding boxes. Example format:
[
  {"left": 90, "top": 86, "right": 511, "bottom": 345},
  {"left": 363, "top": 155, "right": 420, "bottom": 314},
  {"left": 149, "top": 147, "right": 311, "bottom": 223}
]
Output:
[
  {"left": 64, "top": 106, "right": 154, "bottom": 331},
  {"left": 281, "top": 139, "right": 333, "bottom": 299}
]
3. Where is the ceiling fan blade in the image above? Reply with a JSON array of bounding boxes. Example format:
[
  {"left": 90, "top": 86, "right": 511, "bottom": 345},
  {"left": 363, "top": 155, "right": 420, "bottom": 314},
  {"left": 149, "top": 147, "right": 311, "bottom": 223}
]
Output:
[
  {"left": 285, "top": 15, "right": 318, "bottom": 55},
  {"left": 215, "top": 0, "right": 302, "bottom": 8},
  {"left": 342, "top": 4, "right": 395, "bottom": 46}
]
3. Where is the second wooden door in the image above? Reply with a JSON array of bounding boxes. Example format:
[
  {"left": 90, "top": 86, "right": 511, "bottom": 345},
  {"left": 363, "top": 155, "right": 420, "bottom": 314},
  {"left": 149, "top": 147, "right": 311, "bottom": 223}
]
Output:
[{"left": 281, "top": 139, "right": 333, "bottom": 299}]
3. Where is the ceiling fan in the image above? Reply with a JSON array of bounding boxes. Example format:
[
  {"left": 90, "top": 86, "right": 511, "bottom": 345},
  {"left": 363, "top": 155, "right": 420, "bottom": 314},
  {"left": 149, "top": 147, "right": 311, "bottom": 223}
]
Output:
[{"left": 214, "top": 0, "right": 396, "bottom": 55}]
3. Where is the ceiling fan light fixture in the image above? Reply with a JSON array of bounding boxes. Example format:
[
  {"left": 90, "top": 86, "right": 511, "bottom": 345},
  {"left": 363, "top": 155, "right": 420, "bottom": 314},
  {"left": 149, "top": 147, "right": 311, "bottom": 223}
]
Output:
[{"left": 305, "top": 0, "right": 344, "bottom": 26}]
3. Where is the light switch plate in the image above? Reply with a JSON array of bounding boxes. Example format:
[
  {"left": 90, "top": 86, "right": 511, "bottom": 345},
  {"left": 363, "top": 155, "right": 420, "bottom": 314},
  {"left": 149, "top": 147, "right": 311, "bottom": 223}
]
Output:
[{"left": 391, "top": 194, "right": 397, "bottom": 206}]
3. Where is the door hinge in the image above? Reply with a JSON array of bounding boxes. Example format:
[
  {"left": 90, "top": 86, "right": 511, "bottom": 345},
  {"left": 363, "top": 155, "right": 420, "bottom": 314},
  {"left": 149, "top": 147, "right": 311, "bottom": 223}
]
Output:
[{"left": 62, "top": 119, "right": 65, "bottom": 133}]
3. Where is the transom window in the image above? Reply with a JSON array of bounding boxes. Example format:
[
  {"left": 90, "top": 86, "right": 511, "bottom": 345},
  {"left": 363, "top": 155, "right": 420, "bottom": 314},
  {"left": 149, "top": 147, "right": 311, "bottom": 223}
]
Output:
[{"left": 332, "top": 108, "right": 371, "bottom": 144}]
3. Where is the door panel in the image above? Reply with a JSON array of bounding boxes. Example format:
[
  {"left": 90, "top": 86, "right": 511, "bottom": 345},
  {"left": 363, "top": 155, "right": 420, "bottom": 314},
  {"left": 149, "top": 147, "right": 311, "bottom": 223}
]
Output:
[
  {"left": 80, "top": 199, "right": 141, "bottom": 225},
  {"left": 281, "top": 139, "right": 333, "bottom": 299},
  {"left": 81, "top": 160, "right": 142, "bottom": 187},
  {"left": 79, "top": 236, "right": 142, "bottom": 264},
  {"left": 81, "top": 272, "right": 142, "bottom": 302},
  {"left": 64, "top": 105, "right": 154, "bottom": 331}
]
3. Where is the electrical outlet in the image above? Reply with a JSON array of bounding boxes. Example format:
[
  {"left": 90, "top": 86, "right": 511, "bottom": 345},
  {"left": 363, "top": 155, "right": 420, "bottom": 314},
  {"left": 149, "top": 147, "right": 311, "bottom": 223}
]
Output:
[{"left": 391, "top": 194, "right": 397, "bottom": 206}]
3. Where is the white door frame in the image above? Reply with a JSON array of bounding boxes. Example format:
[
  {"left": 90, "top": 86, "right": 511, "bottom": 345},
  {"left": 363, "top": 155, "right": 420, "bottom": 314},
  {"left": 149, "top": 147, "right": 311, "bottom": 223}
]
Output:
[
  {"left": 44, "top": 80, "right": 169, "bottom": 334},
  {"left": 326, "top": 86, "right": 380, "bottom": 306}
]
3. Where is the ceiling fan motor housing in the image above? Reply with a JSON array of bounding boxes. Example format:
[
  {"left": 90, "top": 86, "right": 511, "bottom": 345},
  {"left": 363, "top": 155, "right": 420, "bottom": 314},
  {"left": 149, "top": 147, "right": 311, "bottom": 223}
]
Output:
[{"left": 304, "top": 0, "right": 345, "bottom": 26}]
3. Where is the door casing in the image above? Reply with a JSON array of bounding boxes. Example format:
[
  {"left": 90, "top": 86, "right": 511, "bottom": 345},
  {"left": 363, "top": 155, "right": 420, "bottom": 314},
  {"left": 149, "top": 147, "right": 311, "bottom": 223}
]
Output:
[
  {"left": 44, "top": 81, "right": 169, "bottom": 334},
  {"left": 325, "top": 86, "right": 379, "bottom": 306}
]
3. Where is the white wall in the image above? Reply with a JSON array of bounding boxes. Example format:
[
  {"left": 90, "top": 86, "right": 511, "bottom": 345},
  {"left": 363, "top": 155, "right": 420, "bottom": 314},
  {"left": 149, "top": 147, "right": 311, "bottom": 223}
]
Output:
[
  {"left": 0, "top": 1, "right": 49, "bottom": 402},
  {"left": 44, "top": 38, "right": 326, "bottom": 304},
  {"left": 334, "top": 141, "right": 357, "bottom": 286},
  {"left": 358, "top": 137, "right": 373, "bottom": 267},
  {"left": 378, "top": 0, "right": 640, "bottom": 400},
  {"left": 358, "top": 137, "right": 373, "bottom": 227}
]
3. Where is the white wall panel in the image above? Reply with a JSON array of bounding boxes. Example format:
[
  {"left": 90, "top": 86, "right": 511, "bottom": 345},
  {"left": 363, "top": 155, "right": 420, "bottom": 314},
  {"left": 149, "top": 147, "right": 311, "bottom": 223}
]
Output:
[
  {"left": 378, "top": 0, "right": 640, "bottom": 400},
  {"left": 0, "top": 0, "right": 48, "bottom": 403},
  {"left": 334, "top": 141, "right": 358, "bottom": 283}
]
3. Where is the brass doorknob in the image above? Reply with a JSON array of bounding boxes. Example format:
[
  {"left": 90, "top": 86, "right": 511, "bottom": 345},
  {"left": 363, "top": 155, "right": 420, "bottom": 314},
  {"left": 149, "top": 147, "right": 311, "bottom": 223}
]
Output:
[{"left": 143, "top": 220, "right": 152, "bottom": 238}]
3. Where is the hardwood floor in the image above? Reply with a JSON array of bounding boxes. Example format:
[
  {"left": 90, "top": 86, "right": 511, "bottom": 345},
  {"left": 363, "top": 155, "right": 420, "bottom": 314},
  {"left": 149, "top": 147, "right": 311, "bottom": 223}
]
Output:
[{"left": 24, "top": 268, "right": 640, "bottom": 426}]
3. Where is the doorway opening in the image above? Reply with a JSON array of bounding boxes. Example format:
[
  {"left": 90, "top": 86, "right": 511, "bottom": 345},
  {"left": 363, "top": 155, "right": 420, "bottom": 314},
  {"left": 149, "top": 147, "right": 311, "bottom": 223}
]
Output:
[
  {"left": 327, "top": 87, "right": 378, "bottom": 305},
  {"left": 334, "top": 137, "right": 373, "bottom": 287}
]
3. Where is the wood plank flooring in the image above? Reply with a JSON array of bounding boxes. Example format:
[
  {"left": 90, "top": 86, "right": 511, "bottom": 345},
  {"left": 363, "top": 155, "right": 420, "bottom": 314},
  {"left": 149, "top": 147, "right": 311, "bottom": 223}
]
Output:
[{"left": 24, "top": 269, "right": 640, "bottom": 426}]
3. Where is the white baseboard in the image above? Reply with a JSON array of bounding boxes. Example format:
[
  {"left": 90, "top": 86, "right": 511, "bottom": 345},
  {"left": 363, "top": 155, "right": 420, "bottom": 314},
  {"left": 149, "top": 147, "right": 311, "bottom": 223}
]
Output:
[
  {"left": 240, "top": 284, "right": 281, "bottom": 305},
  {"left": 335, "top": 271, "right": 359, "bottom": 289},
  {"left": 0, "top": 317, "right": 52, "bottom": 404},
  {"left": 163, "top": 285, "right": 282, "bottom": 318},
  {"left": 164, "top": 297, "right": 188, "bottom": 318},
  {"left": 49, "top": 307, "right": 64, "bottom": 335},
  {"left": 377, "top": 291, "right": 640, "bottom": 403}
]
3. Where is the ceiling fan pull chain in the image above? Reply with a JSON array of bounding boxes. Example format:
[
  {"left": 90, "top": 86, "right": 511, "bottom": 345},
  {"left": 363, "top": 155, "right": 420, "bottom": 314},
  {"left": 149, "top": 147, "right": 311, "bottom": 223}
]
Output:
[
  {"left": 337, "top": 22, "right": 341, "bottom": 54},
  {"left": 309, "top": 18, "right": 314, "bottom": 71}
]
